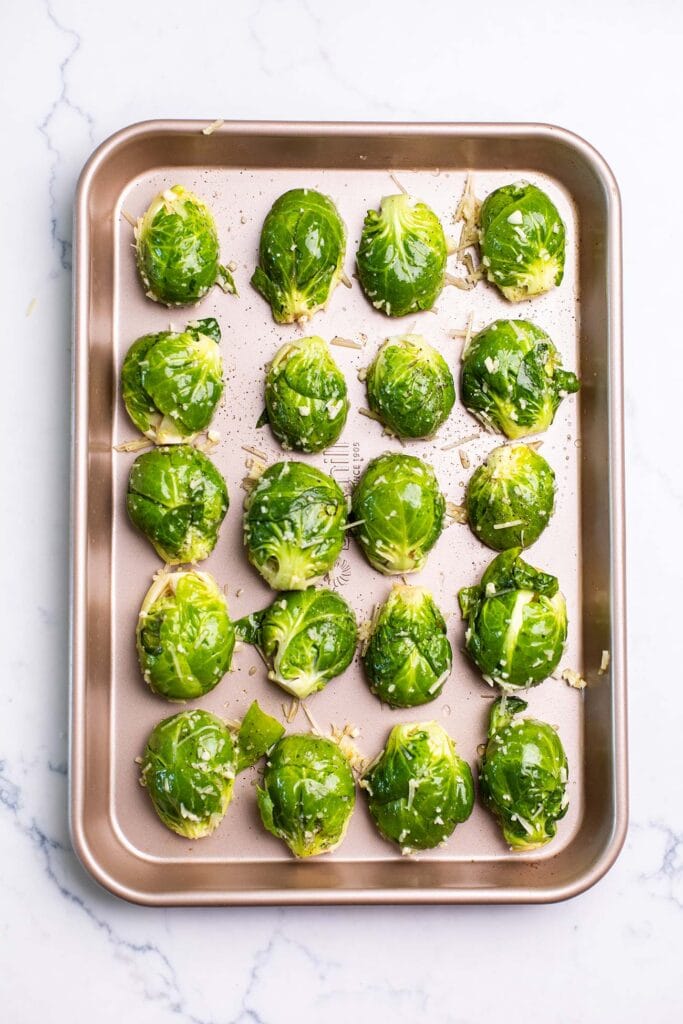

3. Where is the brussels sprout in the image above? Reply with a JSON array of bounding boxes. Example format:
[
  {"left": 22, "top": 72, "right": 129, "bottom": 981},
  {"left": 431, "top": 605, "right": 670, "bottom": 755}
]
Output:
[
  {"left": 362, "top": 585, "right": 451, "bottom": 707},
  {"left": 365, "top": 334, "right": 455, "bottom": 438},
  {"left": 236, "top": 588, "right": 357, "bottom": 699},
  {"left": 480, "top": 696, "right": 569, "bottom": 850},
  {"left": 356, "top": 194, "right": 447, "bottom": 317},
  {"left": 466, "top": 444, "right": 556, "bottom": 551},
  {"left": 257, "top": 734, "right": 356, "bottom": 857},
  {"left": 351, "top": 453, "right": 445, "bottom": 574},
  {"left": 135, "top": 185, "right": 235, "bottom": 307},
  {"left": 479, "top": 181, "right": 565, "bottom": 302},
  {"left": 243, "top": 461, "right": 346, "bottom": 590},
  {"left": 362, "top": 722, "right": 474, "bottom": 852},
  {"left": 127, "top": 445, "right": 228, "bottom": 564},
  {"left": 121, "top": 318, "right": 224, "bottom": 444},
  {"left": 263, "top": 336, "right": 349, "bottom": 453},
  {"left": 140, "top": 709, "right": 237, "bottom": 838},
  {"left": 251, "top": 189, "right": 346, "bottom": 323},
  {"left": 461, "top": 319, "right": 580, "bottom": 439},
  {"left": 140, "top": 702, "right": 284, "bottom": 837},
  {"left": 136, "top": 570, "right": 235, "bottom": 701},
  {"left": 458, "top": 548, "right": 567, "bottom": 689}
]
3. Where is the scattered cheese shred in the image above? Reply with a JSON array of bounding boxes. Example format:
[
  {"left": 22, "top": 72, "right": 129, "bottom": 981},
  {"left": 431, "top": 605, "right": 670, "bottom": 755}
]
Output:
[
  {"left": 458, "top": 450, "right": 471, "bottom": 470},
  {"left": 389, "top": 171, "right": 408, "bottom": 194},
  {"left": 598, "top": 650, "right": 611, "bottom": 676},
  {"left": 331, "top": 336, "right": 364, "bottom": 350},
  {"left": 282, "top": 699, "right": 300, "bottom": 724},
  {"left": 241, "top": 454, "right": 267, "bottom": 492},
  {"left": 300, "top": 701, "right": 323, "bottom": 736},
  {"left": 25, "top": 297, "right": 37, "bottom": 317},
  {"left": 114, "top": 437, "right": 152, "bottom": 453},
  {"left": 562, "top": 668, "right": 587, "bottom": 690},
  {"left": 202, "top": 118, "right": 225, "bottom": 136},
  {"left": 340, "top": 271, "right": 353, "bottom": 289},
  {"left": 441, "top": 431, "right": 480, "bottom": 451},
  {"left": 445, "top": 502, "right": 468, "bottom": 524},
  {"left": 121, "top": 209, "right": 137, "bottom": 227},
  {"left": 241, "top": 444, "right": 267, "bottom": 461},
  {"left": 330, "top": 723, "right": 368, "bottom": 775}
]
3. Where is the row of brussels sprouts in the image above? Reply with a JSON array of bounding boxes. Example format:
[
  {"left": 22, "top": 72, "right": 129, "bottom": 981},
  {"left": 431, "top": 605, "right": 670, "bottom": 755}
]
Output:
[
  {"left": 121, "top": 318, "right": 579, "bottom": 451},
  {"left": 141, "top": 698, "right": 568, "bottom": 856},
  {"left": 134, "top": 180, "right": 566, "bottom": 315}
]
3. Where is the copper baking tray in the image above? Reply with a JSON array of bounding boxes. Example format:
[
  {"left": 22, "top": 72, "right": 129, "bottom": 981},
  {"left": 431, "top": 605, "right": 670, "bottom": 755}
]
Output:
[{"left": 71, "top": 120, "right": 626, "bottom": 905}]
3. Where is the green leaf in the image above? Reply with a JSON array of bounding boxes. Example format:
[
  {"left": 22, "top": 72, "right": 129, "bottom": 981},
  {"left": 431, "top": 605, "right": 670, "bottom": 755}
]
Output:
[{"left": 236, "top": 701, "right": 285, "bottom": 773}]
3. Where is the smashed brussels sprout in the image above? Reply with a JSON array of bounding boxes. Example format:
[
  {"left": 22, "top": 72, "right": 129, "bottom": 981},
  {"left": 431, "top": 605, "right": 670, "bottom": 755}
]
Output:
[
  {"left": 466, "top": 443, "right": 556, "bottom": 551},
  {"left": 356, "top": 194, "right": 447, "bottom": 316},
  {"left": 362, "top": 585, "right": 451, "bottom": 707},
  {"left": 351, "top": 453, "right": 445, "bottom": 574},
  {"left": 141, "top": 702, "right": 283, "bottom": 837},
  {"left": 127, "top": 445, "right": 228, "bottom": 564},
  {"left": 243, "top": 461, "right": 346, "bottom": 590},
  {"left": 121, "top": 318, "right": 223, "bottom": 443},
  {"left": 135, "top": 185, "right": 235, "bottom": 306},
  {"left": 236, "top": 587, "right": 357, "bottom": 699},
  {"left": 263, "top": 336, "right": 348, "bottom": 452},
  {"left": 365, "top": 334, "right": 455, "bottom": 438},
  {"left": 257, "top": 734, "right": 356, "bottom": 857},
  {"left": 362, "top": 722, "right": 474, "bottom": 852},
  {"left": 251, "top": 189, "right": 346, "bottom": 323},
  {"left": 480, "top": 697, "right": 569, "bottom": 850},
  {"left": 458, "top": 548, "right": 567, "bottom": 689},
  {"left": 136, "top": 570, "right": 235, "bottom": 701},
  {"left": 140, "top": 709, "right": 237, "bottom": 838},
  {"left": 479, "top": 181, "right": 565, "bottom": 302},
  {"left": 461, "top": 319, "right": 579, "bottom": 439}
]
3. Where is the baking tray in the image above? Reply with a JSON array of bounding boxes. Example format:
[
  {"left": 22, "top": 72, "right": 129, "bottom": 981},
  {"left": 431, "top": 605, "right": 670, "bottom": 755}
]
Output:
[{"left": 71, "top": 120, "right": 627, "bottom": 905}]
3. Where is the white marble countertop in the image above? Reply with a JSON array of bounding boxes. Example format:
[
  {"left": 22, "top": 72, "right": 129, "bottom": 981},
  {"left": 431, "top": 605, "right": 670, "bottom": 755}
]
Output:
[{"left": 2, "top": 0, "right": 682, "bottom": 1020}]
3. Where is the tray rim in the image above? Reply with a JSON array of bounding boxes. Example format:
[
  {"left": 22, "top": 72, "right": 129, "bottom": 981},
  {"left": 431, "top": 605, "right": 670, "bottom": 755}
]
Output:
[{"left": 70, "top": 118, "right": 627, "bottom": 906}]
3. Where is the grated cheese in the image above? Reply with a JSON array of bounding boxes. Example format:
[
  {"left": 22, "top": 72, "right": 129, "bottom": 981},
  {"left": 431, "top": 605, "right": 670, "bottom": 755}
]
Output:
[
  {"left": 561, "top": 668, "right": 587, "bottom": 690},
  {"left": 598, "top": 650, "right": 611, "bottom": 675},
  {"left": 331, "top": 335, "right": 364, "bottom": 350},
  {"left": 201, "top": 118, "right": 225, "bottom": 136},
  {"left": 445, "top": 502, "right": 467, "bottom": 524}
]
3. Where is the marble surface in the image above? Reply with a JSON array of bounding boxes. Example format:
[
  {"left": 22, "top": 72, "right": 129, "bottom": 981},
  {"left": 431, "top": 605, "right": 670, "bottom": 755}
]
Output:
[{"left": 2, "top": 0, "right": 682, "bottom": 1020}]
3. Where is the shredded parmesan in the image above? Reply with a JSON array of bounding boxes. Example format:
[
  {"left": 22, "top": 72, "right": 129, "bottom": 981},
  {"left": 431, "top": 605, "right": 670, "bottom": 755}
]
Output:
[
  {"left": 241, "top": 454, "right": 267, "bottom": 492},
  {"left": 445, "top": 502, "right": 468, "bottom": 524},
  {"left": 493, "top": 519, "right": 523, "bottom": 530},
  {"left": 202, "top": 118, "right": 225, "bottom": 136},
  {"left": 331, "top": 336, "right": 364, "bottom": 350},
  {"left": 241, "top": 444, "right": 267, "bottom": 460},
  {"left": 441, "top": 431, "right": 480, "bottom": 451},
  {"left": 300, "top": 701, "right": 323, "bottom": 736},
  {"left": 114, "top": 437, "right": 152, "bottom": 453},
  {"left": 282, "top": 699, "right": 300, "bottom": 724},
  {"left": 598, "top": 650, "right": 611, "bottom": 675},
  {"left": 561, "top": 668, "right": 587, "bottom": 690},
  {"left": 25, "top": 297, "right": 37, "bottom": 317},
  {"left": 458, "top": 449, "right": 471, "bottom": 469},
  {"left": 389, "top": 171, "right": 408, "bottom": 194},
  {"left": 121, "top": 209, "right": 137, "bottom": 227},
  {"left": 340, "top": 271, "right": 353, "bottom": 289},
  {"left": 330, "top": 723, "right": 368, "bottom": 775}
]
